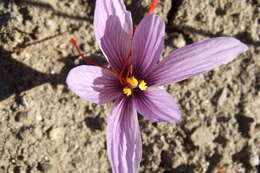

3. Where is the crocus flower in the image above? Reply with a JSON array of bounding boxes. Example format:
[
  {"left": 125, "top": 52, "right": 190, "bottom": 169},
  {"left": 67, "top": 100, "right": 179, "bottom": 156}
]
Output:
[{"left": 66, "top": 0, "right": 248, "bottom": 172}]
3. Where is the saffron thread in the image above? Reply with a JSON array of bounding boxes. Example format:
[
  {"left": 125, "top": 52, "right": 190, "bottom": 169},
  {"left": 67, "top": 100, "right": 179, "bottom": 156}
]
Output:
[
  {"left": 70, "top": 38, "right": 117, "bottom": 75},
  {"left": 118, "top": 25, "right": 137, "bottom": 85},
  {"left": 148, "top": 0, "right": 159, "bottom": 14}
]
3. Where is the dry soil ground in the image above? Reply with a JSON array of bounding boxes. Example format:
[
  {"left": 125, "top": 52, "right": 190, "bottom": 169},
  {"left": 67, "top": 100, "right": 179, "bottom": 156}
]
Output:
[{"left": 0, "top": 0, "right": 259, "bottom": 173}]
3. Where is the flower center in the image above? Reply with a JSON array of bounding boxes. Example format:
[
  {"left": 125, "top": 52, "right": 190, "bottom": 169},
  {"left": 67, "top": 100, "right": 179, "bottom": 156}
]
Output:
[{"left": 122, "top": 76, "right": 148, "bottom": 96}]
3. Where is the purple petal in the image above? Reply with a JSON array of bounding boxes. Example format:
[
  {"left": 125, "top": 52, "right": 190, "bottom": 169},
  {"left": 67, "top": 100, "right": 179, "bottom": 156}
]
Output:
[
  {"left": 66, "top": 65, "right": 121, "bottom": 104},
  {"left": 107, "top": 97, "right": 142, "bottom": 173},
  {"left": 134, "top": 87, "right": 180, "bottom": 124},
  {"left": 132, "top": 14, "right": 165, "bottom": 76},
  {"left": 146, "top": 37, "right": 248, "bottom": 86},
  {"left": 94, "top": 0, "right": 133, "bottom": 71}
]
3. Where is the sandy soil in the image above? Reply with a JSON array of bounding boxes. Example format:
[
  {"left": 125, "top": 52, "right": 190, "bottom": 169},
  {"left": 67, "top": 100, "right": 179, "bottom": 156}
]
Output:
[{"left": 0, "top": 0, "right": 259, "bottom": 173}]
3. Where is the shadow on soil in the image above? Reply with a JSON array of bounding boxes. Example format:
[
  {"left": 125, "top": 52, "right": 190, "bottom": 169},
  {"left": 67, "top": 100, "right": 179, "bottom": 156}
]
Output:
[
  {"left": 0, "top": 46, "right": 107, "bottom": 102},
  {"left": 0, "top": 46, "right": 68, "bottom": 101}
]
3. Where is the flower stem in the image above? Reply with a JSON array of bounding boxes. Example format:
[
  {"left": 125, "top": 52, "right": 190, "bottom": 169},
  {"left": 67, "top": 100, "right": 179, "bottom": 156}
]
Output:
[{"left": 147, "top": 0, "right": 159, "bottom": 14}]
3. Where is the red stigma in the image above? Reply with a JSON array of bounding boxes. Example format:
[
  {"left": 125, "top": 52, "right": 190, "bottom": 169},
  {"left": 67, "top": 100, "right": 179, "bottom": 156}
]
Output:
[
  {"left": 148, "top": 0, "right": 159, "bottom": 14},
  {"left": 118, "top": 25, "right": 137, "bottom": 85},
  {"left": 69, "top": 38, "right": 118, "bottom": 75}
]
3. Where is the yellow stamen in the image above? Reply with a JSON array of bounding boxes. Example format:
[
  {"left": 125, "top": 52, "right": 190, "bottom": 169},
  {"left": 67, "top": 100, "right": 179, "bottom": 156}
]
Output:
[
  {"left": 138, "top": 80, "right": 148, "bottom": 91},
  {"left": 123, "top": 87, "right": 132, "bottom": 96},
  {"left": 126, "top": 76, "right": 138, "bottom": 87}
]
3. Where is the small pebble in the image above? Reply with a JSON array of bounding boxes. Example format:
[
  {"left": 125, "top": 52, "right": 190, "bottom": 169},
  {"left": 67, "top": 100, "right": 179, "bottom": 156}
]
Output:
[
  {"left": 249, "top": 153, "right": 259, "bottom": 167},
  {"left": 172, "top": 33, "right": 186, "bottom": 48},
  {"left": 191, "top": 126, "right": 214, "bottom": 147},
  {"left": 49, "top": 127, "right": 64, "bottom": 141},
  {"left": 218, "top": 87, "right": 228, "bottom": 106},
  {"left": 74, "top": 58, "right": 80, "bottom": 65}
]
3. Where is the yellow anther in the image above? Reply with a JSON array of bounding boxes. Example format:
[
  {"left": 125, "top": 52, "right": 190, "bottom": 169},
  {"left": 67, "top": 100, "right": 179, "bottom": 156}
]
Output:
[
  {"left": 126, "top": 76, "right": 138, "bottom": 87},
  {"left": 138, "top": 80, "right": 148, "bottom": 91},
  {"left": 123, "top": 87, "right": 132, "bottom": 96}
]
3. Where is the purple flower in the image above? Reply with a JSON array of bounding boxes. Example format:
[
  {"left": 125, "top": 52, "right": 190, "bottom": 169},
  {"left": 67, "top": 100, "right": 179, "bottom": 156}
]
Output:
[{"left": 66, "top": 0, "right": 248, "bottom": 172}]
